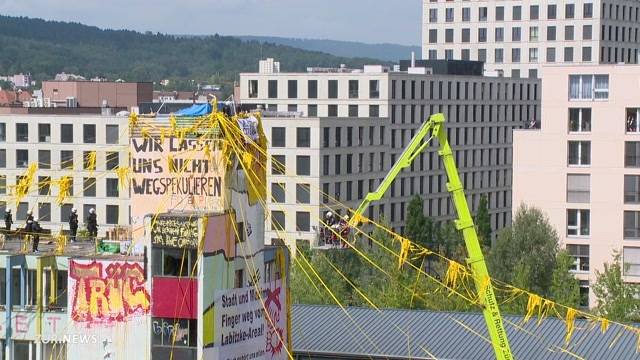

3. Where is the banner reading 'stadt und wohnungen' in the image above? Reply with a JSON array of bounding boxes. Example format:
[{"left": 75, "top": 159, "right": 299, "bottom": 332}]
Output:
[
  {"left": 214, "top": 281, "right": 288, "bottom": 360},
  {"left": 130, "top": 136, "right": 226, "bottom": 244}
]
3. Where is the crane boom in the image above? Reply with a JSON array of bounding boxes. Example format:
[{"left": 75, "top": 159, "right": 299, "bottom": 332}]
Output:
[{"left": 350, "top": 113, "right": 514, "bottom": 360}]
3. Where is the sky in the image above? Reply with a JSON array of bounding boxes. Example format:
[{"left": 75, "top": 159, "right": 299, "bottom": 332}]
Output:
[{"left": 0, "top": 0, "right": 423, "bottom": 46}]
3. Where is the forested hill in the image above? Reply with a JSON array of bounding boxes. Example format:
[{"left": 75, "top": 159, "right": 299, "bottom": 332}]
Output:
[{"left": 0, "top": 15, "right": 379, "bottom": 93}]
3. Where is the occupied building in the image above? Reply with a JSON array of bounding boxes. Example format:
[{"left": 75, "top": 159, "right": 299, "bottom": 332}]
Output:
[
  {"left": 0, "top": 114, "right": 130, "bottom": 235},
  {"left": 422, "top": 0, "right": 640, "bottom": 78},
  {"left": 41, "top": 81, "right": 152, "bottom": 110},
  {"left": 239, "top": 60, "right": 541, "bottom": 251},
  {"left": 513, "top": 64, "right": 640, "bottom": 308}
]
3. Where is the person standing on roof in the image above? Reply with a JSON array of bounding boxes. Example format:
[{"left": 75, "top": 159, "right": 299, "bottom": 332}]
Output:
[
  {"left": 26, "top": 209, "right": 34, "bottom": 224},
  {"left": 68, "top": 208, "right": 79, "bottom": 242},
  {"left": 4, "top": 209, "right": 12, "bottom": 231},
  {"left": 87, "top": 208, "right": 98, "bottom": 238},
  {"left": 32, "top": 220, "right": 42, "bottom": 253}
]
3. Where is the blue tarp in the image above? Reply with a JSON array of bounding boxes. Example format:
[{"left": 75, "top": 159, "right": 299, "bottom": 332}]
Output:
[{"left": 174, "top": 103, "right": 212, "bottom": 116}]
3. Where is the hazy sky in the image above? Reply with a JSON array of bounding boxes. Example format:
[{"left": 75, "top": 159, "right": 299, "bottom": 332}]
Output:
[{"left": 1, "top": 0, "right": 423, "bottom": 46}]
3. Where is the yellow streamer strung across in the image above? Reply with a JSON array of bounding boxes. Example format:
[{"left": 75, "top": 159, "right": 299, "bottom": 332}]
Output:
[
  {"left": 56, "top": 176, "right": 72, "bottom": 205},
  {"left": 116, "top": 167, "right": 130, "bottom": 190},
  {"left": 444, "top": 261, "right": 465, "bottom": 292},
  {"left": 87, "top": 151, "right": 97, "bottom": 176},
  {"left": 14, "top": 163, "right": 38, "bottom": 205},
  {"left": 398, "top": 237, "right": 411, "bottom": 270},
  {"left": 565, "top": 308, "right": 577, "bottom": 344}
]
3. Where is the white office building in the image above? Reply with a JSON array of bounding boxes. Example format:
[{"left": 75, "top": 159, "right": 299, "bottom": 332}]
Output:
[
  {"left": 240, "top": 61, "right": 540, "bottom": 251},
  {"left": 422, "top": 0, "right": 640, "bottom": 78},
  {"left": 0, "top": 114, "right": 130, "bottom": 234}
]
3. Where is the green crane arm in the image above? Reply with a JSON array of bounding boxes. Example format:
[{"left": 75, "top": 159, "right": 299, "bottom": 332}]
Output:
[{"left": 350, "top": 113, "right": 514, "bottom": 360}]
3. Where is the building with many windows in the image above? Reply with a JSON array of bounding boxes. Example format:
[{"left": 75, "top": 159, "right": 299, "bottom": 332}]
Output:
[
  {"left": 240, "top": 61, "right": 541, "bottom": 251},
  {"left": 513, "top": 64, "right": 640, "bottom": 308},
  {"left": 422, "top": 0, "right": 640, "bottom": 78},
  {"left": 0, "top": 114, "right": 130, "bottom": 234}
]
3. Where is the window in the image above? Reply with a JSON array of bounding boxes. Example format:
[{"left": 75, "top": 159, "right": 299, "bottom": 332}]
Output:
[
  {"left": 567, "top": 174, "right": 590, "bottom": 203},
  {"left": 60, "top": 204, "right": 72, "bottom": 223},
  {"left": 348, "top": 105, "right": 358, "bottom": 117},
  {"left": 38, "top": 124, "right": 50, "bottom": 143},
  {"left": 296, "top": 155, "right": 310, "bottom": 176},
  {"left": 272, "top": 127, "right": 286, "bottom": 147},
  {"left": 349, "top": 80, "right": 359, "bottom": 98},
  {"left": 271, "top": 183, "right": 285, "bottom": 203},
  {"left": 462, "top": 28, "right": 471, "bottom": 43},
  {"left": 296, "top": 128, "right": 310, "bottom": 148},
  {"left": 106, "top": 178, "right": 119, "bottom": 197},
  {"left": 106, "top": 124, "right": 119, "bottom": 144},
  {"left": 529, "top": 48, "right": 539, "bottom": 62},
  {"left": 565, "top": 3, "right": 575, "bottom": 19},
  {"left": 248, "top": 80, "right": 258, "bottom": 98},
  {"left": 478, "top": 49, "right": 487, "bottom": 62},
  {"left": 37, "top": 149, "right": 51, "bottom": 169},
  {"left": 0, "top": 175, "right": 5, "bottom": 195},
  {"left": 548, "top": 4, "right": 557, "bottom": 19},
  {"left": 584, "top": 3, "right": 593, "bottom": 18},
  {"left": 38, "top": 176, "right": 50, "bottom": 195},
  {"left": 105, "top": 205, "right": 118, "bottom": 225},
  {"left": 461, "top": 49, "right": 470, "bottom": 60},
  {"left": 369, "top": 80, "right": 380, "bottom": 99},
  {"left": 496, "top": 6, "right": 504, "bottom": 21},
  {"left": 623, "top": 247, "right": 640, "bottom": 276},
  {"left": 38, "top": 203, "right": 51, "bottom": 222},
  {"left": 272, "top": 155, "right": 285, "bottom": 175},
  {"left": 83, "top": 124, "right": 96, "bottom": 143},
  {"left": 328, "top": 80, "right": 338, "bottom": 99},
  {"left": 512, "top": 48, "right": 521, "bottom": 63},
  {"left": 567, "top": 244, "right": 590, "bottom": 272},
  {"left": 513, "top": 6, "right": 521, "bottom": 20},
  {"left": 564, "top": 47, "right": 574, "bottom": 62},
  {"left": 271, "top": 211, "right": 285, "bottom": 231},
  {"left": 60, "top": 124, "right": 73, "bottom": 143},
  {"left": 335, "top": 154, "right": 341, "bottom": 175},
  {"left": 529, "top": 27, "right": 539, "bottom": 41},
  {"left": 61, "top": 150, "right": 73, "bottom": 169},
  {"left": 582, "top": 25, "right": 592, "bottom": 40},
  {"left": 429, "top": 8, "right": 437, "bottom": 22},
  {"left": 106, "top": 152, "right": 119, "bottom": 170},
  {"left": 308, "top": 80, "right": 318, "bottom": 98},
  {"left": 84, "top": 177, "right": 96, "bottom": 197},
  {"left": 565, "top": 26, "right": 574, "bottom": 41},
  {"left": 478, "top": 28, "right": 487, "bottom": 42},
  {"left": 368, "top": 105, "right": 379, "bottom": 118},
  {"left": 287, "top": 104, "right": 297, "bottom": 113},
  {"left": 328, "top": 104, "right": 338, "bottom": 117},
  {"left": 627, "top": 108, "right": 640, "bottom": 133},
  {"left": 296, "top": 184, "right": 310, "bottom": 204},
  {"left": 479, "top": 7, "right": 487, "bottom": 21},
  {"left": 16, "top": 149, "right": 28, "bottom": 168},
  {"left": 445, "top": 29, "right": 454, "bottom": 43},
  {"left": 530, "top": 5, "right": 539, "bottom": 19},
  {"left": 296, "top": 212, "right": 310, "bottom": 232},
  {"left": 445, "top": 49, "right": 453, "bottom": 60},
  {"left": 568, "top": 141, "right": 591, "bottom": 165},
  {"left": 0, "top": 123, "right": 5, "bottom": 142},
  {"left": 17, "top": 202, "right": 28, "bottom": 221},
  {"left": 445, "top": 7, "right": 454, "bottom": 22},
  {"left": 569, "top": 108, "right": 591, "bottom": 132},
  {"left": 567, "top": 209, "right": 590, "bottom": 236},
  {"left": 428, "top": 29, "right": 438, "bottom": 43},
  {"left": 569, "top": 75, "right": 609, "bottom": 100},
  {"left": 582, "top": 47, "right": 592, "bottom": 62},
  {"left": 547, "top": 47, "right": 556, "bottom": 62},
  {"left": 495, "top": 28, "right": 504, "bottom": 42},
  {"left": 625, "top": 176, "right": 640, "bottom": 203},
  {"left": 495, "top": 48, "right": 504, "bottom": 63},
  {"left": 625, "top": 211, "right": 640, "bottom": 239},
  {"left": 16, "top": 123, "right": 28, "bottom": 142},
  {"left": 268, "top": 80, "right": 278, "bottom": 98},
  {"left": 287, "top": 80, "right": 297, "bottom": 99},
  {"left": 547, "top": 26, "right": 556, "bottom": 41},
  {"left": 308, "top": 104, "right": 317, "bottom": 117},
  {"left": 511, "top": 27, "right": 522, "bottom": 41},
  {"left": 462, "top": 7, "right": 470, "bottom": 21}
]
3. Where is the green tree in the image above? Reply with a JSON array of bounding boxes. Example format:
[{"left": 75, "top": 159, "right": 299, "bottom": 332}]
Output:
[
  {"left": 488, "top": 205, "right": 558, "bottom": 296},
  {"left": 592, "top": 252, "right": 640, "bottom": 322},
  {"left": 549, "top": 250, "right": 581, "bottom": 308},
  {"left": 0, "top": 80, "right": 12, "bottom": 90},
  {"left": 405, "top": 196, "right": 434, "bottom": 248},
  {"left": 475, "top": 194, "right": 492, "bottom": 248}
]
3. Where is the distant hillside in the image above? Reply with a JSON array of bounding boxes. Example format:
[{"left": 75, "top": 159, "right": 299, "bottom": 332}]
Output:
[
  {"left": 0, "top": 15, "right": 379, "bottom": 94},
  {"left": 238, "top": 36, "right": 421, "bottom": 62}
]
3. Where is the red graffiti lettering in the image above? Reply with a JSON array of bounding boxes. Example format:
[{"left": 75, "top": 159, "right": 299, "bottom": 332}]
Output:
[{"left": 70, "top": 261, "right": 150, "bottom": 324}]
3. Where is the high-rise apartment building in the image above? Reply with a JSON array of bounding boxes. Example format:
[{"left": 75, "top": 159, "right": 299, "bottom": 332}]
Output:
[
  {"left": 513, "top": 64, "right": 640, "bottom": 308},
  {"left": 422, "top": 0, "right": 640, "bottom": 78},
  {"left": 240, "top": 61, "right": 540, "bottom": 250}
]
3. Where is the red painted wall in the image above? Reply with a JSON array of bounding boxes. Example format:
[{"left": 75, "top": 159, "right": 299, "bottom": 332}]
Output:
[{"left": 151, "top": 277, "right": 198, "bottom": 319}]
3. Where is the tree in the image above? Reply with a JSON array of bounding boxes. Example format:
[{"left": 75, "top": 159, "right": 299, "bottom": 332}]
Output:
[
  {"left": 406, "top": 196, "right": 434, "bottom": 248},
  {"left": 549, "top": 250, "right": 581, "bottom": 308},
  {"left": 592, "top": 252, "right": 640, "bottom": 322},
  {"left": 475, "top": 194, "right": 492, "bottom": 249},
  {"left": 488, "top": 205, "right": 559, "bottom": 296},
  {"left": 0, "top": 80, "right": 12, "bottom": 90}
]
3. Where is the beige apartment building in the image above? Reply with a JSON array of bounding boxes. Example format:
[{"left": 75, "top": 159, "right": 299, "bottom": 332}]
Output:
[
  {"left": 423, "top": 0, "right": 640, "bottom": 78},
  {"left": 513, "top": 64, "right": 640, "bottom": 308}
]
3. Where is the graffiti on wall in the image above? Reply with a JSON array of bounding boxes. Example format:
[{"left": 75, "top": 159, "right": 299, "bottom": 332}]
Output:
[{"left": 70, "top": 260, "right": 151, "bottom": 324}]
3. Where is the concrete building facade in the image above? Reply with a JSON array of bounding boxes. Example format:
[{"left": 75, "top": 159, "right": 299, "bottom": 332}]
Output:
[
  {"left": 41, "top": 81, "right": 152, "bottom": 110},
  {"left": 0, "top": 114, "right": 130, "bottom": 234},
  {"left": 513, "top": 64, "right": 640, "bottom": 308},
  {"left": 240, "top": 62, "right": 541, "bottom": 250},
  {"left": 422, "top": 0, "right": 640, "bottom": 78}
]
